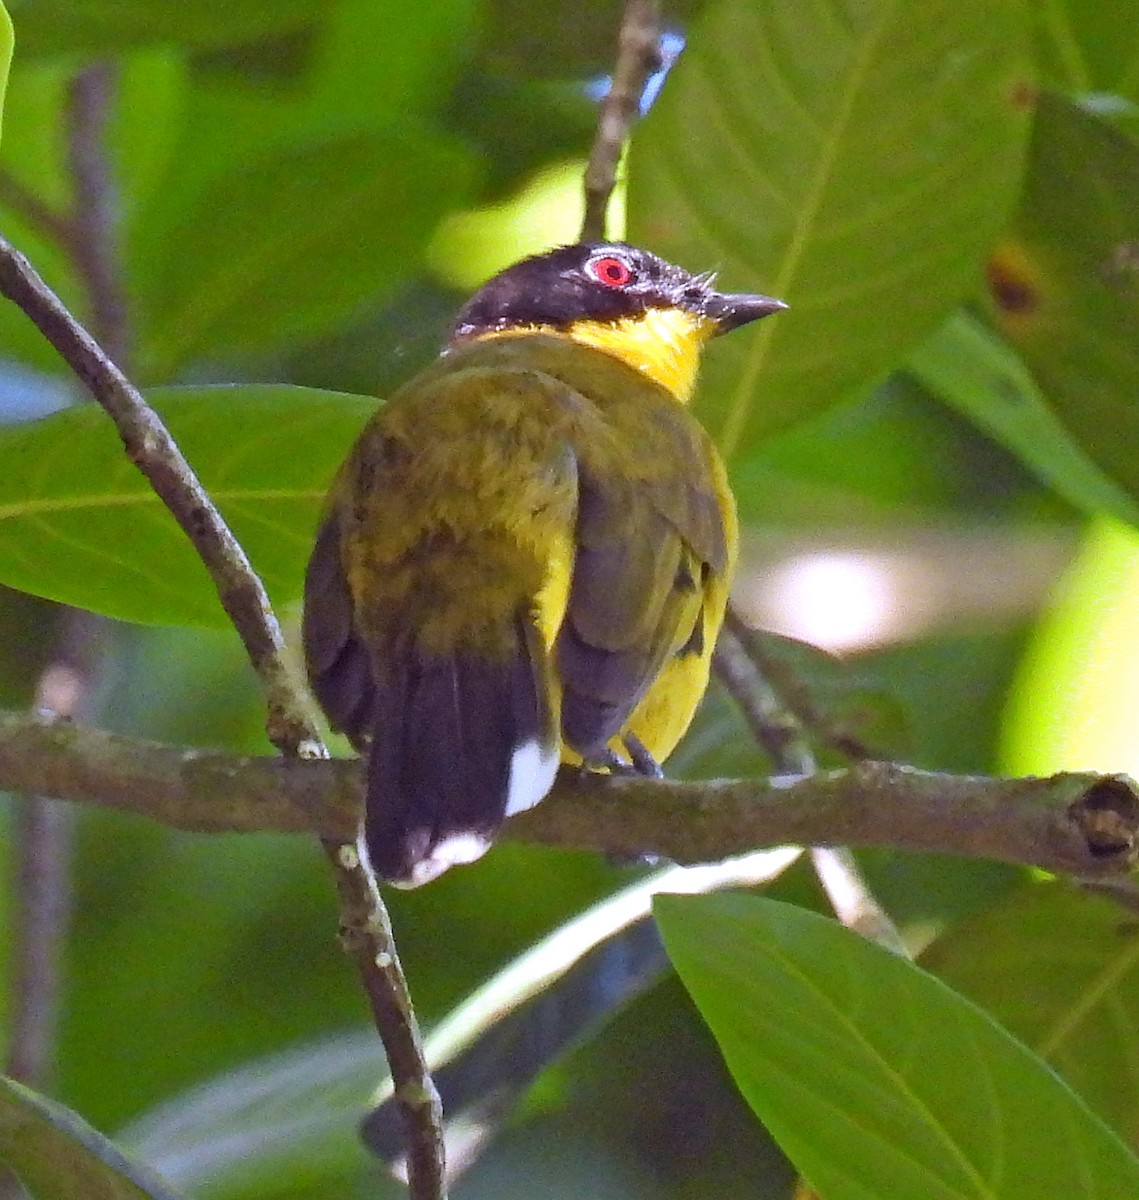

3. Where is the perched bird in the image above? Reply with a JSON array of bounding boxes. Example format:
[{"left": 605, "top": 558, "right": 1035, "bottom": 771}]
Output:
[{"left": 303, "top": 242, "right": 784, "bottom": 886}]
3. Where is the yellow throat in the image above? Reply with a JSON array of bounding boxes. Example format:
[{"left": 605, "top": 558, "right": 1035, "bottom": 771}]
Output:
[
  {"left": 563, "top": 306, "right": 716, "bottom": 403},
  {"left": 473, "top": 306, "right": 716, "bottom": 404}
]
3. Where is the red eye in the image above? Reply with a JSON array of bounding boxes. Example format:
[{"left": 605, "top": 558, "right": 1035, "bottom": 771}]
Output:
[{"left": 590, "top": 255, "right": 634, "bottom": 288}]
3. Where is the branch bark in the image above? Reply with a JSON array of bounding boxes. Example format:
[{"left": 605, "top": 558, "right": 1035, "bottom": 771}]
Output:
[
  {"left": 580, "top": 0, "right": 661, "bottom": 242},
  {"left": 2, "top": 711, "right": 1135, "bottom": 881},
  {"left": 0, "top": 238, "right": 447, "bottom": 1199}
]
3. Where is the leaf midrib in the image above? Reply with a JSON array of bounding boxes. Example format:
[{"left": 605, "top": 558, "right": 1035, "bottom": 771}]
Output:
[
  {"left": 718, "top": 0, "right": 901, "bottom": 462},
  {"left": 0, "top": 487, "right": 324, "bottom": 523}
]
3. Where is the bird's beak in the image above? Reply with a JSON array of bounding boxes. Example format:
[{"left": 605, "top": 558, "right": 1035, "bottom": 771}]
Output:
[{"left": 704, "top": 291, "right": 787, "bottom": 335}]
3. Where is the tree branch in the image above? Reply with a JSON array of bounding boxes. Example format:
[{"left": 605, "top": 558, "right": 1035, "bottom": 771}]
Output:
[
  {"left": 0, "top": 239, "right": 447, "bottom": 1198},
  {"left": 0, "top": 233, "right": 315, "bottom": 757},
  {"left": 1, "top": 711, "right": 1135, "bottom": 880},
  {"left": 715, "top": 620, "right": 908, "bottom": 953},
  {"left": 580, "top": 0, "right": 661, "bottom": 242},
  {"left": 65, "top": 63, "right": 130, "bottom": 367}
]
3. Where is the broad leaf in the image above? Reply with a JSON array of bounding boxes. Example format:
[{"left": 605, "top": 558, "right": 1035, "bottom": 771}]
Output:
[
  {"left": 910, "top": 311, "right": 1139, "bottom": 527},
  {"left": 0, "top": 64, "right": 87, "bottom": 373},
  {"left": 628, "top": 0, "right": 1033, "bottom": 459},
  {"left": 116, "top": 1034, "right": 380, "bottom": 1198},
  {"left": 5, "top": 0, "right": 334, "bottom": 58},
  {"left": 134, "top": 130, "right": 475, "bottom": 378},
  {"left": 363, "top": 850, "right": 801, "bottom": 1162},
  {"left": 0, "top": 0, "right": 13, "bottom": 141},
  {"left": 0, "top": 385, "right": 373, "bottom": 626},
  {"left": 655, "top": 892, "right": 1139, "bottom": 1199},
  {"left": 1028, "top": 0, "right": 1139, "bottom": 99},
  {"left": 985, "top": 92, "right": 1139, "bottom": 513},
  {"left": 924, "top": 881, "right": 1139, "bottom": 1143},
  {"left": 478, "top": 0, "right": 701, "bottom": 78},
  {"left": 0, "top": 1074, "right": 184, "bottom": 1200}
]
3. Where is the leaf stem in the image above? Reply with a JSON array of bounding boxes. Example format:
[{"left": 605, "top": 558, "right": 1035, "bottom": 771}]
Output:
[
  {"left": 65, "top": 63, "right": 130, "bottom": 367},
  {"left": 580, "top": 0, "right": 661, "bottom": 242}
]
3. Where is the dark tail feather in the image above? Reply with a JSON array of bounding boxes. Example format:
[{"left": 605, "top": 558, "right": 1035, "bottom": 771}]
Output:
[{"left": 365, "top": 619, "right": 559, "bottom": 887}]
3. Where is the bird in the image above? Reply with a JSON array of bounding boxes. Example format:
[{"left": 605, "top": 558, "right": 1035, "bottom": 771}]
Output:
[{"left": 302, "top": 241, "right": 785, "bottom": 886}]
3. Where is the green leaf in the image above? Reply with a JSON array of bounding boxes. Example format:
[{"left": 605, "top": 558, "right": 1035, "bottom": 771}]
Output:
[
  {"left": 0, "top": 1074, "right": 185, "bottom": 1200},
  {"left": 115, "top": 1033, "right": 379, "bottom": 1198},
  {"left": 134, "top": 130, "right": 476, "bottom": 377},
  {"left": 0, "top": 0, "right": 14, "bottom": 141},
  {"left": 924, "top": 881, "right": 1139, "bottom": 1143},
  {"left": 308, "top": 0, "right": 476, "bottom": 122},
  {"left": 0, "top": 385, "right": 373, "bottom": 626},
  {"left": 655, "top": 892, "right": 1139, "bottom": 1199},
  {"left": 5, "top": 0, "right": 334, "bottom": 58},
  {"left": 1028, "top": 0, "right": 1139, "bottom": 99},
  {"left": 0, "top": 63, "right": 87, "bottom": 372},
  {"left": 627, "top": 0, "right": 1033, "bottom": 460},
  {"left": 478, "top": 0, "right": 701, "bottom": 78},
  {"left": 985, "top": 92, "right": 1139, "bottom": 514},
  {"left": 364, "top": 849, "right": 801, "bottom": 1160},
  {"left": 910, "top": 312, "right": 1139, "bottom": 526}
]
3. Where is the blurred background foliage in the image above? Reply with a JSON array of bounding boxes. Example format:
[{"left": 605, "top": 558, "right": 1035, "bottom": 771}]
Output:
[{"left": 0, "top": 0, "right": 1137, "bottom": 1196}]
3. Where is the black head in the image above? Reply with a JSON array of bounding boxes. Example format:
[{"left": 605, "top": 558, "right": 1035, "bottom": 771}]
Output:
[{"left": 449, "top": 242, "right": 786, "bottom": 341}]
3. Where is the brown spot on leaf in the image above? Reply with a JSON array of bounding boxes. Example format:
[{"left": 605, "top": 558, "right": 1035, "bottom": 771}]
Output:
[
  {"left": 987, "top": 256, "right": 1036, "bottom": 315},
  {"left": 1009, "top": 80, "right": 1037, "bottom": 111},
  {"left": 985, "top": 240, "right": 1049, "bottom": 339}
]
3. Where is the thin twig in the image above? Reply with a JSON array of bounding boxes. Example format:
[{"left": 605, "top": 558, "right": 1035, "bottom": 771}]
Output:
[
  {"left": 5, "top": 798, "right": 70, "bottom": 1089},
  {"left": 0, "top": 172, "right": 75, "bottom": 250},
  {"left": 5, "top": 614, "right": 103, "bottom": 1089},
  {"left": 326, "top": 838, "right": 445, "bottom": 1195},
  {"left": 724, "top": 606, "right": 875, "bottom": 761},
  {"left": 6, "top": 63, "right": 126, "bottom": 1109},
  {"left": 809, "top": 845, "right": 909, "bottom": 954},
  {"left": 0, "top": 239, "right": 447, "bottom": 1200},
  {"left": 580, "top": 0, "right": 662, "bottom": 242},
  {"left": 715, "top": 620, "right": 908, "bottom": 953},
  {"left": 65, "top": 63, "right": 130, "bottom": 367},
  {"left": 0, "top": 712, "right": 1135, "bottom": 880},
  {"left": 713, "top": 621, "right": 814, "bottom": 775}
]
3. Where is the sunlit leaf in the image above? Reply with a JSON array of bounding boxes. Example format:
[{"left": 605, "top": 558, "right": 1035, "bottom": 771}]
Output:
[
  {"left": 0, "top": 0, "right": 14, "bottom": 142},
  {"left": 0, "top": 385, "right": 373, "bottom": 626},
  {"left": 1001, "top": 517, "right": 1139, "bottom": 779},
  {"left": 0, "top": 1075, "right": 184, "bottom": 1200},
  {"left": 656, "top": 892, "right": 1139, "bottom": 1199},
  {"left": 628, "top": 0, "right": 1033, "bottom": 459}
]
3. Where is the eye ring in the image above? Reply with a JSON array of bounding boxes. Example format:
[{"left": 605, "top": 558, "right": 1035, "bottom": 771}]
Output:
[{"left": 589, "top": 254, "right": 634, "bottom": 288}]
